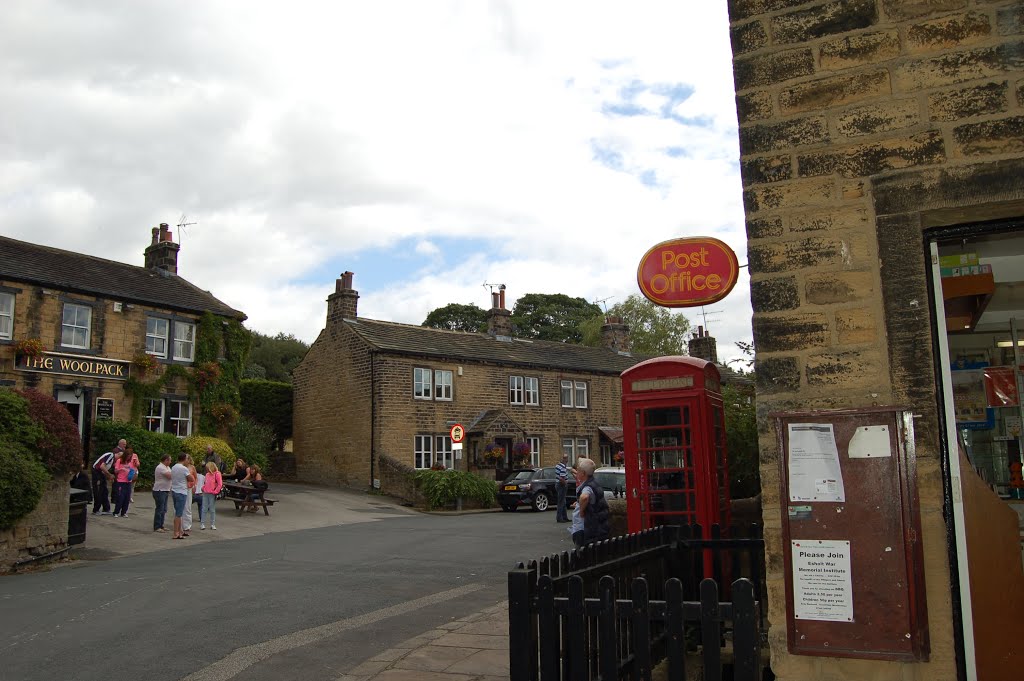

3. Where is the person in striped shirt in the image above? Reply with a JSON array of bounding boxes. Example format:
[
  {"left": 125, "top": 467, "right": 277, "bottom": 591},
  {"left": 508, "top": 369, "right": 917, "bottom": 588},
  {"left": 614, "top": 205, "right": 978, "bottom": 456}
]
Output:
[{"left": 555, "top": 454, "right": 570, "bottom": 522}]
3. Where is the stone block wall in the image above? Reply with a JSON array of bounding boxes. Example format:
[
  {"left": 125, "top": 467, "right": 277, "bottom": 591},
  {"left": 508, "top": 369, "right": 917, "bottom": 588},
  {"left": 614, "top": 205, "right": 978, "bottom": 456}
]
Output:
[
  {"left": 728, "top": 0, "right": 1024, "bottom": 678},
  {"left": 0, "top": 479, "right": 70, "bottom": 572}
]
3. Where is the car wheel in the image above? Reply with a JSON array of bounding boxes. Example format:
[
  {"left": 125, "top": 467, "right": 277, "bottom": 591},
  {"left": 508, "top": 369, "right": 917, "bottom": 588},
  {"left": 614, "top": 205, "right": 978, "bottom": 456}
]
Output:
[{"left": 532, "top": 492, "right": 550, "bottom": 512}]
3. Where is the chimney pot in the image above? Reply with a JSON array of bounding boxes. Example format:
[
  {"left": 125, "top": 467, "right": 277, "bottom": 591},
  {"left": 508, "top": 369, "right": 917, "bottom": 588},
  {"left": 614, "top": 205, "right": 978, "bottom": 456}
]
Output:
[
  {"left": 499, "top": 285, "right": 506, "bottom": 310},
  {"left": 491, "top": 292, "right": 500, "bottom": 309}
]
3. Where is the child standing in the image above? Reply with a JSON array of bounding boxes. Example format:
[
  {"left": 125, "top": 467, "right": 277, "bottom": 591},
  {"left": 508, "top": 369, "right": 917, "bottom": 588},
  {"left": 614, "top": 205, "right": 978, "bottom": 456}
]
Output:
[{"left": 201, "top": 461, "right": 223, "bottom": 530}]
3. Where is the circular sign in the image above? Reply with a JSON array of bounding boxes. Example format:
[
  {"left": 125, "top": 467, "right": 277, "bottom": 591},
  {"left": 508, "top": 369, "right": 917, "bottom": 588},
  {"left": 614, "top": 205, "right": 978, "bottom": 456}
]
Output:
[
  {"left": 450, "top": 424, "right": 466, "bottom": 443},
  {"left": 636, "top": 236, "right": 739, "bottom": 308}
]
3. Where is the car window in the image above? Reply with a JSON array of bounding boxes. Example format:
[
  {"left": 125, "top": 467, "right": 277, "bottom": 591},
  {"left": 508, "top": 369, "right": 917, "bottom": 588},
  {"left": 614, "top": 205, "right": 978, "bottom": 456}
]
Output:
[
  {"left": 504, "top": 470, "right": 535, "bottom": 482},
  {"left": 594, "top": 471, "right": 625, "bottom": 489},
  {"left": 539, "top": 468, "right": 556, "bottom": 479}
]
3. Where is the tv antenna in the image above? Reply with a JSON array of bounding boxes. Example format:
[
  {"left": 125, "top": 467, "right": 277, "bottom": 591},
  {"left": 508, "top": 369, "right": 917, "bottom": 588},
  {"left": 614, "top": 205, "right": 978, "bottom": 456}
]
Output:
[
  {"left": 482, "top": 282, "right": 505, "bottom": 294},
  {"left": 176, "top": 214, "right": 197, "bottom": 243},
  {"left": 593, "top": 296, "right": 614, "bottom": 313},
  {"left": 697, "top": 306, "right": 722, "bottom": 333}
]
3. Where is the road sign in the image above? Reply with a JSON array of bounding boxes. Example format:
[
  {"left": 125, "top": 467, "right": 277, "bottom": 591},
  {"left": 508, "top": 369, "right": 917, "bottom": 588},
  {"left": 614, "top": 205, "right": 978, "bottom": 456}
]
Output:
[{"left": 450, "top": 424, "right": 466, "bottom": 443}]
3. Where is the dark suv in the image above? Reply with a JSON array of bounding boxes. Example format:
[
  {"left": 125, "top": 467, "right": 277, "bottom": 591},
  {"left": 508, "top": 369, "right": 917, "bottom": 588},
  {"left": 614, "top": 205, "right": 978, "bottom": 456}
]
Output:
[{"left": 497, "top": 467, "right": 576, "bottom": 512}]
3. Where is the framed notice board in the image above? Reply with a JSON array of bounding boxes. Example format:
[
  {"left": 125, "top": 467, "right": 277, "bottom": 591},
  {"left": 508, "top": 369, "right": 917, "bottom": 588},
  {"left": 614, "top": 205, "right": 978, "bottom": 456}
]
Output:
[{"left": 773, "top": 407, "right": 929, "bottom": 661}]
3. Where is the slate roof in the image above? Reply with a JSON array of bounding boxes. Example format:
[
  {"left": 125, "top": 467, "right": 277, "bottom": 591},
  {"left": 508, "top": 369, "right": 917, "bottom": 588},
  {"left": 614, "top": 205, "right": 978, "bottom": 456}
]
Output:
[
  {"left": 0, "top": 235, "right": 245, "bottom": 319},
  {"left": 343, "top": 317, "right": 646, "bottom": 374}
]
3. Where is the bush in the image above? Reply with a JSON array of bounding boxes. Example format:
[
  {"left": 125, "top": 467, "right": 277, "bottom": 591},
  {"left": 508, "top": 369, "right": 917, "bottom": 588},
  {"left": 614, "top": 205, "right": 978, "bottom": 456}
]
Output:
[
  {"left": 181, "top": 435, "right": 235, "bottom": 467},
  {"left": 16, "top": 389, "right": 82, "bottom": 475},
  {"left": 413, "top": 469, "right": 497, "bottom": 510},
  {"left": 0, "top": 440, "right": 49, "bottom": 529},
  {"left": 229, "top": 416, "right": 272, "bottom": 472},
  {"left": 91, "top": 420, "right": 183, "bottom": 485},
  {"left": 240, "top": 379, "right": 293, "bottom": 444},
  {"left": 0, "top": 389, "right": 45, "bottom": 450}
]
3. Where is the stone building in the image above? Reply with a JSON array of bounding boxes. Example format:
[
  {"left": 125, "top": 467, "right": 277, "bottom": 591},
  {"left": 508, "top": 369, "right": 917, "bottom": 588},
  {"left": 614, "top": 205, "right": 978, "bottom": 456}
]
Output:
[
  {"left": 292, "top": 273, "right": 644, "bottom": 489},
  {"left": 727, "top": 0, "right": 1024, "bottom": 678},
  {"left": 0, "top": 224, "right": 245, "bottom": 450}
]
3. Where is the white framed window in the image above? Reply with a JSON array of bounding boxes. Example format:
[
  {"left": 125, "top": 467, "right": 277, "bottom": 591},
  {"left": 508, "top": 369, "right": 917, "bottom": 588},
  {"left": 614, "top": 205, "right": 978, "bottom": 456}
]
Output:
[
  {"left": 0, "top": 292, "right": 13, "bottom": 340},
  {"left": 527, "top": 436, "right": 541, "bottom": 467},
  {"left": 146, "top": 317, "right": 168, "bottom": 357},
  {"left": 61, "top": 303, "right": 92, "bottom": 349},
  {"left": 574, "top": 381, "right": 588, "bottom": 409},
  {"left": 434, "top": 369, "right": 453, "bottom": 401},
  {"left": 600, "top": 444, "right": 612, "bottom": 467},
  {"left": 413, "top": 367, "right": 432, "bottom": 399},
  {"left": 414, "top": 434, "right": 432, "bottom": 469},
  {"left": 525, "top": 377, "right": 539, "bottom": 405},
  {"left": 561, "top": 437, "right": 589, "bottom": 460},
  {"left": 144, "top": 399, "right": 164, "bottom": 433},
  {"left": 560, "top": 380, "right": 573, "bottom": 407},
  {"left": 168, "top": 400, "right": 192, "bottom": 437},
  {"left": 509, "top": 375, "right": 524, "bottom": 405},
  {"left": 435, "top": 436, "right": 453, "bottom": 469},
  {"left": 173, "top": 321, "right": 195, "bottom": 362}
]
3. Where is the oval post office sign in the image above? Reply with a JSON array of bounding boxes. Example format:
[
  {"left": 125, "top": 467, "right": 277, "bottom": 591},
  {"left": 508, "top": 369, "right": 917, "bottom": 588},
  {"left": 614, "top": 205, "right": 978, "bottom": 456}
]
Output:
[{"left": 637, "top": 237, "right": 739, "bottom": 308}]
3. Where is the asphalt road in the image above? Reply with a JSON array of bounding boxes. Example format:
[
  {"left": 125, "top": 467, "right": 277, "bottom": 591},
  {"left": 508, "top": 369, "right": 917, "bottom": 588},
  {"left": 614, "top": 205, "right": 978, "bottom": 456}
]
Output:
[{"left": 0, "top": 509, "right": 572, "bottom": 681}]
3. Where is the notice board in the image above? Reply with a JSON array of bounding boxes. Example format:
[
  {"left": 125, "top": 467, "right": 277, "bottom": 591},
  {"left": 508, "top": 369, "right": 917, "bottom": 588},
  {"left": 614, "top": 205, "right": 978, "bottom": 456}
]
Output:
[{"left": 773, "top": 407, "right": 929, "bottom": 661}]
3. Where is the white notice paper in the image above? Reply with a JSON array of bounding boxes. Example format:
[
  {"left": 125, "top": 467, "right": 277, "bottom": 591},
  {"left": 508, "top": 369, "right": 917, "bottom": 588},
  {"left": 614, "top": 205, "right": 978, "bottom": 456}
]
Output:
[
  {"left": 848, "top": 425, "right": 891, "bottom": 459},
  {"left": 792, "top": 539, "right": 853, "bottom": 622},
  {"left": 788, "top": 423, "right": 845, "bottom": 502}
]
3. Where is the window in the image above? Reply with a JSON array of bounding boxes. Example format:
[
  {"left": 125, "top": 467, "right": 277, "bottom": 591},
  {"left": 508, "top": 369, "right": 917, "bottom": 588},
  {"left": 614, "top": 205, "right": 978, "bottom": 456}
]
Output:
[
  {"left": 61, "top": 303, "right": 91, "bottom": 349},
  {"left": 413, "top": 368, "right": 432, "bottom": 399},
  {"left": 560, "top": 379, "right": 588, "bottom": 408},
  {"left": 527, "top": 436, "right": 541, "bottom": 467},
  {"left": 509, "top": 376, "right": 524, "bottom": 404},
  {"left": 144, "top": 399, "right": 164, "bottom": 432},
  {"left": 173, "top": 321, "right": 195, "bottom": 361},
  {"left": 0, "top": 292, "right": 13, "bottom": 340},
  {"left": 414, "top": 435, "right": 432, "bottom": 469},
  {"left": 146, "top": 317, "right": 168, "bottom": 357},
  {"left": 168, "top": 400, "right": 192, "bottom": 437},
  {"left": 434, "top": 369, "right": 453, "bottom": 401},
  {"left": 562, "top": 437, "right": 589, "bottom": 461},
  {"left": 600, "top": 444, "right": 612, "bottom": 467},
  {"left": 525, "top": 377, "right": 539, "bottom": 405},
  {"left": 435, "top": 436, "right": 453, "bottom": 469}
]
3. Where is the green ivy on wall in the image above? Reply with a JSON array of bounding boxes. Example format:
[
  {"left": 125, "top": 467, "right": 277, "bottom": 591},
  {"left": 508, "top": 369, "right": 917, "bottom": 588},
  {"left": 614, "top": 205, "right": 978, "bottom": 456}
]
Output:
[{"left": 123, "top": 313, "right": 251, "bottom": 436}]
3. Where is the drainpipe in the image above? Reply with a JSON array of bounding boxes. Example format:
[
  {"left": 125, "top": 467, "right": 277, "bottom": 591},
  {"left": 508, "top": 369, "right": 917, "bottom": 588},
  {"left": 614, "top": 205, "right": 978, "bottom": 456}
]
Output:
[{"left": 370, "top": 351, "right": 376, "bottom": 490}]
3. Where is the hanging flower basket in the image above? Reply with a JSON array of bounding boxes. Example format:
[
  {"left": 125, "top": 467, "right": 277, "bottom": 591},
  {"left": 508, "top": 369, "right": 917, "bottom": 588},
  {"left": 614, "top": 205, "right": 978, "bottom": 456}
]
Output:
[
  {"left": 482, "top": 443, "right": 505, "bottom": 465},
  {"left": 14, "top": 338, "right": 46, "bottom": 359},
  {"left": 193, "top": 361, "right": 222, "bottom": 391},
  {"left": 131, "top": 352, "right": 159, "bottom": 377},
  {"left": 613, "top": 451, "right": 624, "bottom": 464},
  {"left": 511, "top": 442, "right": 531, "bottom": 466}
]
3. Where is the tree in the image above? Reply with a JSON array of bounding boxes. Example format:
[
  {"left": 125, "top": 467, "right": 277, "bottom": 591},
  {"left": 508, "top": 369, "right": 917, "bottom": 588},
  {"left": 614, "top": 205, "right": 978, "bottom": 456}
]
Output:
[
  {"left": 245, "top": 332, "right": 310, "bottom": 384},
  {"left": 510, "top": 293, "right": 602, "bottom": 343},
  {"left": 422, "top": 303, "right": 488, "bottom": 332},
  {"left": 581, "top": 295, "right": 691, "bottom": 355},
  {"left": 723, "top": 383, "right": 760, "bottom": 499}
]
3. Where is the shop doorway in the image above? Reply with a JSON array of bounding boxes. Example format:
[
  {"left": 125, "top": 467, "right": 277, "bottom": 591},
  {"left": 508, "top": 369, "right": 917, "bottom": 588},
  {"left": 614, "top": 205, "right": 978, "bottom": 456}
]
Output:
[{"left": 927, "top": 220, "right": 1024, "bottom": 680}]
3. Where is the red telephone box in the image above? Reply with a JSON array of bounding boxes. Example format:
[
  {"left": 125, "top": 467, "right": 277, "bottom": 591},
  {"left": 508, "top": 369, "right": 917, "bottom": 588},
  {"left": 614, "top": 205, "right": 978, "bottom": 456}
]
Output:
[{"left": 621, "top": 356, "right": 731, "bottom": 536}]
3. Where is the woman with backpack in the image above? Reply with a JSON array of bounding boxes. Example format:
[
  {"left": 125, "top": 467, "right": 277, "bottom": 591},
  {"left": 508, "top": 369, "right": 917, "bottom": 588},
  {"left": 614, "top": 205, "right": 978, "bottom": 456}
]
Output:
[{"left": 112, "top": 451, "right": 137, "bottom": 517}]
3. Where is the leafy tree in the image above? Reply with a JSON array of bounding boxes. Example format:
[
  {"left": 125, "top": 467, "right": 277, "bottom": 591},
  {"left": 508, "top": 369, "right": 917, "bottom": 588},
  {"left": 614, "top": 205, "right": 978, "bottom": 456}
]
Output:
[
  {"left": 580, "top": 295, "right": 691, "bottom": 355},
  {"left": 510, "top": 293, "right": 602, "bottom": 343},
  {"left": 723, "top": 383, "right": 760, "bottom": 500},
  {"left": 245, "top": 331, "right": 309, "bottom": 384},
  {"left": 0, "top": 440, "right": 48, "bottom": 530},
  {"left": 240, "top": 379, "right": 293, "bottom": 447},
  {"left": 17, "top": 388, "right": 83, "bottom": 474},
  {"left": 422, "top": 303, "right": 488, "bottom": 332}
]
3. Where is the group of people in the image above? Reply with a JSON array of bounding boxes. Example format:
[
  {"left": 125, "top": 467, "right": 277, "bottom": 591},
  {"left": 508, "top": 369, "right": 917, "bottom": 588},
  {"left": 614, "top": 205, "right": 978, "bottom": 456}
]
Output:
[
  {"left": 555, "top": 454, "right": 611, "bottom": 548},
  {"left": 86, "top": 441, "right": 267, "bottom": 539}
]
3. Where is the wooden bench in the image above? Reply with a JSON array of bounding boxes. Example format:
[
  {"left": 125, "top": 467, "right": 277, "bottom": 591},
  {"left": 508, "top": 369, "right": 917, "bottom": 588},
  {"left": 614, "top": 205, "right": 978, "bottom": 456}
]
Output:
[{"left": 232, "top": 496, "right": 276, "bottom": 516}]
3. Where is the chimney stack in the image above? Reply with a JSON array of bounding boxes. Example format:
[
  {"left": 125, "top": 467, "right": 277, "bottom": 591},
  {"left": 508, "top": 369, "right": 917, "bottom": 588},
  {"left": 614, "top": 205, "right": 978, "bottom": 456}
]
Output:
[
  {"left": 327, "top": 271, "right": 359, "bottom": 326},
  {"left": 487, "top": 284, "right": 512, "bottom": 337},
  {"left": 688, "top": 325, "right": 719, "bottom": 364},
  {"left": 600, "top": 315, "right": 631, "bottom": 353},
  {"left": 144, "top": 222, "right": 180, "bottom": 273}
]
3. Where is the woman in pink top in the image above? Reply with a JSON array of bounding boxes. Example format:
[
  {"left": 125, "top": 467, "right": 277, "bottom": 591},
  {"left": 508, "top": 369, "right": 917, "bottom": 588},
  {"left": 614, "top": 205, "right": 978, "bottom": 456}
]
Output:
[
  {"left": 201, "top": 461, "right": 223, "bottom": 530},
  {"left": 112, "top": 451, "right": 137, "bottom": 517}
]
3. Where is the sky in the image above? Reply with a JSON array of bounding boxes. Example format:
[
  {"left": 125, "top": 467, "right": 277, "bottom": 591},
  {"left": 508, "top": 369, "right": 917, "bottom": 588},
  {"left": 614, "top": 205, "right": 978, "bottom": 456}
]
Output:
[{"left": 1, "top": 1, "right": 751, "bottom": 366}]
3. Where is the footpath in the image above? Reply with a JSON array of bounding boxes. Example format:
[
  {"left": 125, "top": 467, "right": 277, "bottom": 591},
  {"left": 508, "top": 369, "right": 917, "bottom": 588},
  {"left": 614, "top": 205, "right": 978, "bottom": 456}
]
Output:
[{"left": 75, "top": 482, "right": 512, "bottom": 681}]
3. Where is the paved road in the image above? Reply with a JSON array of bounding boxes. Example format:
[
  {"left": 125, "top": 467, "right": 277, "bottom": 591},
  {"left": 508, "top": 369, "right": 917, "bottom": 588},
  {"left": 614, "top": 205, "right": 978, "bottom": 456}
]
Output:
[{"left": 0, "top": 496, "right": 571, "bottom": 681}]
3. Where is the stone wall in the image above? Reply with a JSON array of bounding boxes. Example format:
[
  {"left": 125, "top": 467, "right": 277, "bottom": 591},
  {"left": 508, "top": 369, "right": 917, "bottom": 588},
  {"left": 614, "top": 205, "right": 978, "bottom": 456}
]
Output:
[
  {"left": 0, "top": 479, "right": 70, "bottom": 572},
  {"left": 728, "top": 0, "right": 1024, "bottom": 678}
]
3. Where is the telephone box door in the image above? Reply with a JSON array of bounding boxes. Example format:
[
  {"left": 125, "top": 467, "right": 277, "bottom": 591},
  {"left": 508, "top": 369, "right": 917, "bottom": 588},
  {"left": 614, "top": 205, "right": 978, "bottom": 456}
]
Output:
[{"left": 626, "top": 396, "right": 714, "bottom": 533}]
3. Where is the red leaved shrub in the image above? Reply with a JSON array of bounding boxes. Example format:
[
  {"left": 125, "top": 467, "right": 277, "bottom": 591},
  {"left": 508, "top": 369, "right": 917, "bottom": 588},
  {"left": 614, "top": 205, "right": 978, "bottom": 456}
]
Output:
[{"left": 16, "top": 389, "right": 82, "bottom": 475}]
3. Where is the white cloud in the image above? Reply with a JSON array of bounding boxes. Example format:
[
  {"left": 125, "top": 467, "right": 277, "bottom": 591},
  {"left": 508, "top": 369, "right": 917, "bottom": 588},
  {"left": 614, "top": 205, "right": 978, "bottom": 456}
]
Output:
[{"left": 0, "top": 0, "right": 752, "bottom": 365}]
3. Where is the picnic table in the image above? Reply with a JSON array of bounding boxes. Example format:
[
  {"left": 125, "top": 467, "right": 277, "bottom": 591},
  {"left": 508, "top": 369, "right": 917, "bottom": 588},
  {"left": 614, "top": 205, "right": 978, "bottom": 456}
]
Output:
[{"left": 222, "top": 480, "right": 276, "bottom": 516}]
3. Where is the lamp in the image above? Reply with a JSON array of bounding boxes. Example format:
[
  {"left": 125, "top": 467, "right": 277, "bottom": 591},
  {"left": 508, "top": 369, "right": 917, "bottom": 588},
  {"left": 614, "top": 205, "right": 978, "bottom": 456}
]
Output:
[{"left": 71, "top": 381, "right": 84, "bottom": 398}]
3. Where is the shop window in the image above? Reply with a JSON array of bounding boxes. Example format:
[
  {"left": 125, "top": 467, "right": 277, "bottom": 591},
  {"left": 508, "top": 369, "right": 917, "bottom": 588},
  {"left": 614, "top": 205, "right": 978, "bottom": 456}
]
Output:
[
  {"left": 435, "top": 436, "right": 453, "bottom": 469},
  {"left": 434, "top": 369, "right": 453, "bottom": 401},
  {"left": 61, "top": 302, "right": 92, "bottom": 349},
  {"left": 146, "top": 317, "right": 168, "bottom": 357},
  {"left": 414, "top": 434, "right": 432, "bottom": 468},
  {"left": 173, "top": 321, "right": 195, "bottom": 362},
  {"left": 168, "top": 400, "right": 192, "bottom": 437},
  {"left": 0, "top": 292, "right": 13, "bottom": 340}
]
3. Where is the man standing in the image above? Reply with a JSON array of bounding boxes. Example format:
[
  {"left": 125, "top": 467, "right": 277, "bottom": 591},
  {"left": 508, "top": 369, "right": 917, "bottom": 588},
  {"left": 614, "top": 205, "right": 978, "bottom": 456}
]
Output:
[
  {"left": 90, "top": 451, "right": 114, "bottom": 515},
  {"left": 170, "top": 453, "right": 192, "bottom": 540},
  {"left": 202, "top": 444, "right": 225, "bottom": 473},
  {"left": 152, "top": 455, "right": 172, "bottom": 532},
  {"left": 555, "top": 453, "right": 570, "bottom": 523}
]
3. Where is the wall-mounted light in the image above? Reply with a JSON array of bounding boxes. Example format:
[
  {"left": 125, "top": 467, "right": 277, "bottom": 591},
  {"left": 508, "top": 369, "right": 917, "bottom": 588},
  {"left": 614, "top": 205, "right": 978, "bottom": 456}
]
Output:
[{"left": 71, "top": 380, "right": 84, "bottom": 398}]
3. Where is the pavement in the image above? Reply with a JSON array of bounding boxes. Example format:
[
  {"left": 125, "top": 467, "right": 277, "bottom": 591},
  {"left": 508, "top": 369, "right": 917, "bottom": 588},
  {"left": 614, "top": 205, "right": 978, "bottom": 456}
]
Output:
[{"left": 75, "top": 482, "right": 513, "bottom": 681}]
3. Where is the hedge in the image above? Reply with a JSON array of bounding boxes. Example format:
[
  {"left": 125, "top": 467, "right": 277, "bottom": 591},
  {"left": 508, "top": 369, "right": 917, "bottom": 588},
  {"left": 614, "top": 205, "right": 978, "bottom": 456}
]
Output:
[
  {"left": 413, "top": 469, "right": 497, "bottom": 510},
  {"left": 17, "top": 388, "right": 82, "bottom": 475},
  {"left": 91, "top": 420, "right": 184, "bottom": 485},
  {"left": 0, "top": 440, "right": 49, "bottom": 530}
]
